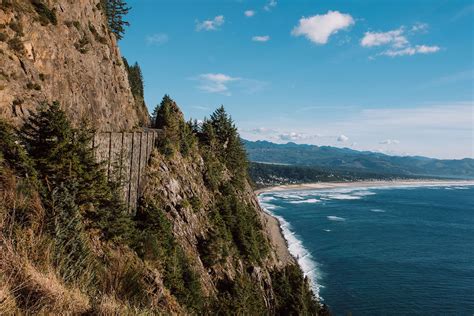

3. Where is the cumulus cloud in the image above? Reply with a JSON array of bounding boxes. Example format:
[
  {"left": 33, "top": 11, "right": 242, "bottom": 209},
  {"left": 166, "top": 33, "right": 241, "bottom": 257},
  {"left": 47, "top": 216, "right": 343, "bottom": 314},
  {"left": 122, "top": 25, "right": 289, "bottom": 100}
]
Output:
[
  {"left": 382, "top": 45, "right": 440, "bottom": 57},
  {"left": 264, "top": 0, "right": 277, "bottom": 11},
  {"left": 146, "top": 33, "right": 169, "bottom": 45},
  {"left": 292, "top": 11, "right": 355, "bottom": 44},
  {"left": 361, "top": 24, "right": 440, "bottom": 58},
  {"left": 196, "top": 15, "right": 225, "bottom": 31},
  {"left": 196, "top": 73, "right": 240, "bottom": 95},
  {"left": 379, "top": 139, "right": 400, "bottom": 145},
  {"left": 244, "top": 10, "right": 255, "bottom": 17},
  {"left": 361, "top": 28, "right": 407, "bottom": 48},
  {"left": 337, "top": 135, "right": 349, "bottom": 142},
  {"left": 279, "top": 132, "right": 307, "bottom": 141},
  {"left": 252, "top": 35, "right": 270, "bottom": 42}
]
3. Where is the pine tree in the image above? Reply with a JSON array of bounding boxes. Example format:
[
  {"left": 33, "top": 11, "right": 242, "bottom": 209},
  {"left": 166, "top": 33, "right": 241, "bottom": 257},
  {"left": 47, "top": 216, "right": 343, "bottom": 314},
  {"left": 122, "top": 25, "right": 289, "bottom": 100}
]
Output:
[
  {"left": 101, "top": 0, "right": 130, "bottom": 40},
  {"left": 123, "top": 57, "right": 144, "bottom": 99},
  {"left": 51, "top": 183, "right": 92, "bottom": 284},
  {"left": 208, "top": 106, "right": 249, "bottom": 186},
  {"left": 20, "top": 101, "right": 75, "bottom": 187},
  {"left": 152, "top": 95, "right": 185, "bottom": 155}
]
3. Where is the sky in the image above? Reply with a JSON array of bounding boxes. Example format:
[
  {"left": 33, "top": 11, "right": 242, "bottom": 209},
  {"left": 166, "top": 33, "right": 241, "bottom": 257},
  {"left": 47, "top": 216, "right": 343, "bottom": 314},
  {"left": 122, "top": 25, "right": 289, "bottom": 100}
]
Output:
[{"left": 120, "top": 0, "right": 474, "bottom": 159}]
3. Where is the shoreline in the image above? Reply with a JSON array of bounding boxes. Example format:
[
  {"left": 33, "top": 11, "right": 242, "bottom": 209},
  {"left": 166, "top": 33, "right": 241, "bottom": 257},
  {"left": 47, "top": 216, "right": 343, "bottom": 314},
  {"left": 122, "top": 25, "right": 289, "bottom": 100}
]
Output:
[
  {"left": 256, "top": 179, "right": 474, "bottom": 298},
  {"left": 255, "top": 179, "right": 474, "bottom": 196}
]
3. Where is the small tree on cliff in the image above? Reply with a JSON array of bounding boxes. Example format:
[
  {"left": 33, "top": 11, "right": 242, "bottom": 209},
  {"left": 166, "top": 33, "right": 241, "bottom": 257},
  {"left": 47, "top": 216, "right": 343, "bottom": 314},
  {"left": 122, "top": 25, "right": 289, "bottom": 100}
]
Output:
[
  {"left": 20, "top": 102, "right": 135, "bottom": 241},
  {"left": 208, "top": 106, "right": 248, "bottom": 186},
  {"left": 152, "top": 95, "right": 197, "bottom": 156},
  {"left": 101, "top": 0, "right": 130, "bottom": 40}
]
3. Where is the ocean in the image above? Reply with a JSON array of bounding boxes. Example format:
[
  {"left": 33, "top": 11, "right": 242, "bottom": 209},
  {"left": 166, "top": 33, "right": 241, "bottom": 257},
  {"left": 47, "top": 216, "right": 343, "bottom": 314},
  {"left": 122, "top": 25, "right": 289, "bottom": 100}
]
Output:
[{"left": 258, "top": 184, "right": 474, "bottom": 315}]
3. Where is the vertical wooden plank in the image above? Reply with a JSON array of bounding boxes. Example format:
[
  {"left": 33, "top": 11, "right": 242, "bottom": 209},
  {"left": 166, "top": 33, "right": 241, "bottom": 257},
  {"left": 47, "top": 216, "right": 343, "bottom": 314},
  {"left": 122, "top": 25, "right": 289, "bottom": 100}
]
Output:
[
  {"left": 136, "top": 132, "right": 143, "bottom": 206},
  {"left": 127, "top": 132, "right": 135, "bottom": 212}
]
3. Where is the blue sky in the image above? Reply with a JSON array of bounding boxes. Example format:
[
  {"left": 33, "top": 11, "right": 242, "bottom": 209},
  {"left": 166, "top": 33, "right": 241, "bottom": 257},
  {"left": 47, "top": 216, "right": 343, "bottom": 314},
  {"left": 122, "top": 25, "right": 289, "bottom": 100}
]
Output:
[{"left": 120, "top": 0, "right": 473, "bottom": 159}]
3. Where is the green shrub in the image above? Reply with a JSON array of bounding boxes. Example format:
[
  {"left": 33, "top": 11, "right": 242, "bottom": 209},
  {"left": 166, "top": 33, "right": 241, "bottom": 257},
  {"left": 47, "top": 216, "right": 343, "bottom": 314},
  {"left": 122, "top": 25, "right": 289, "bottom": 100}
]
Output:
[
  {"left": 26, "top": 82, "right": 41, "bottom": 90},
  {"left": 74, "top": 35, "right": 90, "bottom": 54},
  {"left": 50, "top": 183, "right": 95, "bottom": 286},
  {"left": 7, "top": 36, "right": 24, "bottom": 54},
  {"left": 89, "top": 22, "right": 107, "bottom": 44},
  {"left": 8, "top": 21, "right": 23, "bottom": 35},
  {"left": 0, "top": 32, "right": 7, "bottom": 42},
  {"left": 134, "top": 198, "right": 204, "bottom": 312},
  {"left": 31, "top": 0, "right": 57, "bottom": 26},
  {"left": 270, "top": 264, "right": 329, "bottom": 315}
]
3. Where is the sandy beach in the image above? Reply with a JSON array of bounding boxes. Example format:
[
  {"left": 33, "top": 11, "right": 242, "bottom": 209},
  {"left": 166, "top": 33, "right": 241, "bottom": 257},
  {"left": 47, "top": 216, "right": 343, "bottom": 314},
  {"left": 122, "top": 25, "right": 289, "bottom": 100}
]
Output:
[
  {"left": 258, "top": 179, "right": 474, "bottom": 267},
  {"left": 255, "top": 179, "right": 474, "bottom": 196}
]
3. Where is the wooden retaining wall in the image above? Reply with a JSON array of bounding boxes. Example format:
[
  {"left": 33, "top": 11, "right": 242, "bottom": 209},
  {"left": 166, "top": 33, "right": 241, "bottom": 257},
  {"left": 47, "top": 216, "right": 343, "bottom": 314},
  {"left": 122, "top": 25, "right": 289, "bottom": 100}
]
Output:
[{"left": 93, "top": 129, "right": 161, "bottom": 212}]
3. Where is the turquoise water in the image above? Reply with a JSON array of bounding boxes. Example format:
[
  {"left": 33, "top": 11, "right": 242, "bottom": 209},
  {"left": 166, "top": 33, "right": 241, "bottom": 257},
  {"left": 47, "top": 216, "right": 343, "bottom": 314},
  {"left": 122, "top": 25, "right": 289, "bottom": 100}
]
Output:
[{"left": 259, "top": 184, "right": 474, "bottom": 315}]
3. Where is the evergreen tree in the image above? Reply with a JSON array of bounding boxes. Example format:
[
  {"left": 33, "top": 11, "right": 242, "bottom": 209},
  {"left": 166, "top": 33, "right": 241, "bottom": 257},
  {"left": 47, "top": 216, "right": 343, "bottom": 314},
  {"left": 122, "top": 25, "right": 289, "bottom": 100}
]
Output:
[
  {"left": 207, "top": 106, "right": 249, "bottom": 186},
  {"left": 19, "top": 102, "right": 134, "bottom": 241},
  {"left": 101, "top": 0, "right": 130, "bottom": 40},
  {"left": 123, "top": 57, "right": 144, "bottom": 99},
  {"left": 51, "top": 183, "right": 92, "bottom": 284},
  {"left": 0, "top": 119, "right": 36, "bottom": 179},
  {"left": 20, "top": 101, "right": 75, "bottom": 187},
  {"left": 152, "top": 95, "right": 185, "bottom": 155}
]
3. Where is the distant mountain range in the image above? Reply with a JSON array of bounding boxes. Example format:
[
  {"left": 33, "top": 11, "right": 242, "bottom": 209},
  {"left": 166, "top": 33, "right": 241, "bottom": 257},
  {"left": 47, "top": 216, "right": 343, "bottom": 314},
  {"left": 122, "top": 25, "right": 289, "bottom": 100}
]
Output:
[{"left": 243, "top": 140, "right": 474, "bottom": 179}]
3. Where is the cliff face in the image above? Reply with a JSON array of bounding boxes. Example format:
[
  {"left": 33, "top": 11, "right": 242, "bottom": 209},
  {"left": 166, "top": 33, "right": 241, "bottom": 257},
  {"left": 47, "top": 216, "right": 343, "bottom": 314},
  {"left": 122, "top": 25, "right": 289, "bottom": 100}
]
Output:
[
  {"left": 0, "top": 0, "right": 149, "bottom": 130},
  {"left": 141, "top": 149, "right": 294, "bottom": 300}
]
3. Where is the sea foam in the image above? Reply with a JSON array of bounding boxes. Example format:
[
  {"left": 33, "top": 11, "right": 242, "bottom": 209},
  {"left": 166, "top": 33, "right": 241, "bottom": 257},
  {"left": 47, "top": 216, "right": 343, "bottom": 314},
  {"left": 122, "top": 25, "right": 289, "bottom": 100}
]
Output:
[
  {"left": 289, "top": 198, "right": 321, "bottom": 204},
  {"left": 327, "top": 216, "right": 346, "bottom": 221},
  {"left": 370, "top": 209, "right": 386, "bottom": 213},
  {"left": 258, "top": 195, "right": 323, "bottom": 300}
]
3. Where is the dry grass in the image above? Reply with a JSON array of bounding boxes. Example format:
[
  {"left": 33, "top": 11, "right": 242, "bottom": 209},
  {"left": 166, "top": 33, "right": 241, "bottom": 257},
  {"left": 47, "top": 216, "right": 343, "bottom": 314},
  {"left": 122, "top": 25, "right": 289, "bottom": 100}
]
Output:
[{"left": 0, "top": 237, "right": 91, "bottom": 314}]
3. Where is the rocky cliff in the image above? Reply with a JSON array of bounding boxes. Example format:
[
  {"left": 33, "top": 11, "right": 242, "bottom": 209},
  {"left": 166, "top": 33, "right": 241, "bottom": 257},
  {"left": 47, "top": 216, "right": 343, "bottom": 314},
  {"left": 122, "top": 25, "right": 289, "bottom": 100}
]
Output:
[{"left": 0, "top": 0, "right": 149, "bottom": 129}]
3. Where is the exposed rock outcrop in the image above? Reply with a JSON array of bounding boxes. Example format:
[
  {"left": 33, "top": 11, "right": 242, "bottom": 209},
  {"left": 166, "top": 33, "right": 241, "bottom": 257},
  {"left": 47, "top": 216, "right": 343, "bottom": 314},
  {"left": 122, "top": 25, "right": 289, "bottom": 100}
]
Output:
[{"left": 0, "top": 0, "right": 149, "bottom": 130}]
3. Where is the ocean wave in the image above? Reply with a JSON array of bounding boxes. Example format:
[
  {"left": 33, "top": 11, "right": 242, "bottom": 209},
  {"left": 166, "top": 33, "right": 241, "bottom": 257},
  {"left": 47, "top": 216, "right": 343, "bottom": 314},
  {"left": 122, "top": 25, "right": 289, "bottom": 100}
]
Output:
[
  {"left": 323, "top": 229, "right": 331, "bottom": 232},
  {"left": 324, "top": 194, "right": 361, "bottom": 200},
  {"left": 289, "top": 198, "right": 321, "bottom": 204},
  {"left": 259, "top": 195, "right": 276, "bottom": 202},
  {"left": 370, "top": 209, "right": 386, "bottom": 213},
  {"left": 258, "top": 199, "right": 323, "bottom": 300},
  {"left": 327, "top": 216, "right": 346, "bottom": 221}
]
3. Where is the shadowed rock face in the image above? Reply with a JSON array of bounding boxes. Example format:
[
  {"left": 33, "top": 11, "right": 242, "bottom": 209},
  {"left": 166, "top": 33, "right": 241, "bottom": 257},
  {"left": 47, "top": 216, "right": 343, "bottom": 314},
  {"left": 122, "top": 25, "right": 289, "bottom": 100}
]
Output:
[{"left": 0, "top": 0, "right": 149, "bottom": 130}]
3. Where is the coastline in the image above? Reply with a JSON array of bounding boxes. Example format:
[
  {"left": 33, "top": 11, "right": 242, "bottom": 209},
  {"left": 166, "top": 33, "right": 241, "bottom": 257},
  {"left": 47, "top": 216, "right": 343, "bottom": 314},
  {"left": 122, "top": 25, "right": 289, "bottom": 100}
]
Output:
[
  {"left": 255, "top": 179, "right": 474, "bottom": 195},
  {"left": 256, "top": 179, "right": 474, "bottom": 297}
]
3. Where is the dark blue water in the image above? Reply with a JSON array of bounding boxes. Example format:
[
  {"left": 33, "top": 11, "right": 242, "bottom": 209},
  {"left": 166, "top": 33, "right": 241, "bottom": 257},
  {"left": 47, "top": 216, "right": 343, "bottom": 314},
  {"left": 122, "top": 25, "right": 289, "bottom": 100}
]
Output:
[{"left": 259, "top": 185, "right": 474, "bottom": 315}]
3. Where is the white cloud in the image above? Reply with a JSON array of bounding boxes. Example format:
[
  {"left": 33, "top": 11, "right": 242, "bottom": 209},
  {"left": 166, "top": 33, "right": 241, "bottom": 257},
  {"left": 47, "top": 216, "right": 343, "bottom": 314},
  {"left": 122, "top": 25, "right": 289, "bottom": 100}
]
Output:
[
  {"left": 196, "top": 15, "right": 225, "bottom": 31},
  {"left": 361, "top": 28, "right": 408, "bottom": 48},
  {"left": 194, "top": 73, "right": 266, "bottom": 96},
  {"left": 361, "top": 24, "right": 440, "bottom": 58},
  {"left": 379, "top": 139, "right": 400, "bottom": 145},
  {"left": 291, "top": 11, "right": 355, "bottom": 44},
  {"left": 264, "top": 0, "right": 277, "bottom": 11},
  {"left": 337, "top": 134, "right": 349, "bottom": 142},
  {"left": 252, "top": 35, "right": 270, "bottom": 42},
  {"left": 411, "top": 22, "right": 429, "bottom": 33},
  {"left": 244, "top": 10, "right": 255, "bottom": 17},
  {"left": 146, "top": 33, "right": 168, "bottom": 45},
  {"left": 196, "top": 73, "right": 240, "bottom": 95},
  {"left": 382, "top": 45, "right": 440, "bottom": 57},
  {"left": 279, "top": 132, "right": 306, "bottom": 141}
]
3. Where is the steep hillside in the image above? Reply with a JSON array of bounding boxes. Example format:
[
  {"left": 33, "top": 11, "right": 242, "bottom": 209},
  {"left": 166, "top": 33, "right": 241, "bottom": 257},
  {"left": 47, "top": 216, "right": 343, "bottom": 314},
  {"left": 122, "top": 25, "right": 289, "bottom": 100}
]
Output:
[
  {"left": 0, "top": 0, "right": 149, "bottom": 129},
  {"left": 244, "top": 140, "right": 474, "bottom": 179},
  {"left": 0, "top": 99, "right": 326, "bottom": 314}
]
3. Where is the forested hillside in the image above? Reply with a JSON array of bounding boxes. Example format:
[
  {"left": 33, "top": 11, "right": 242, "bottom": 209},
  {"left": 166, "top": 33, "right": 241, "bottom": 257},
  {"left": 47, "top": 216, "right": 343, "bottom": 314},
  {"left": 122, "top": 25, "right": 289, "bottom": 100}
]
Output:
[
  {"left": 245, "top": 140, "right": 474, "bottom": 180},
  {"left": 0, "top": 97, "right": 327, "bottom": 314}
]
